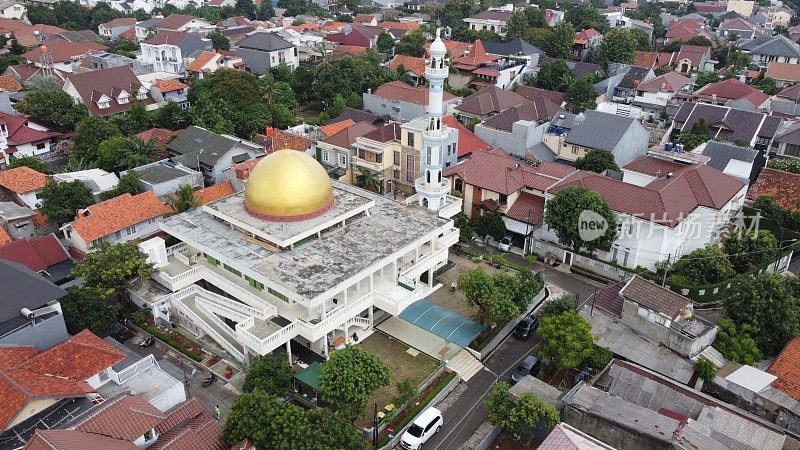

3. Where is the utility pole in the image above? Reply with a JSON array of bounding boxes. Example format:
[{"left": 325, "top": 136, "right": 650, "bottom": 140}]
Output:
[{"left": 661, "top": 254, "right": 671, "bottom": 287}]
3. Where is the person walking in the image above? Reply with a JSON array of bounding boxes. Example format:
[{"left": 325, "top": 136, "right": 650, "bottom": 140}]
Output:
[
  {"left": 214, "top": 404, "right": 221, "bottom": 420},
  {"left": 451, "top": 280, "right": 457, "bottom": 293}
]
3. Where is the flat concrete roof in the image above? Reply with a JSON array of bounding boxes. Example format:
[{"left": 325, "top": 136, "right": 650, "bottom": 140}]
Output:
[{"left": 161, "top": 182, "right": 450, "bottom": 300}]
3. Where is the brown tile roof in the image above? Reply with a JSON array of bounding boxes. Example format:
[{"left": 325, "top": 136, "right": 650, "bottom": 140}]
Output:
[
  {"left": 0, "top": 111, "right": 60, "bottom": 153},
  {"left": 150, "top": 398, "right": 225, "bottom": 450},
  {"left": 0, "top": 233, "right": 70, "bottom": 272},
  {"left": 514, "top": 85, "right": 565, "bottom": 104},
  {"left": 0, "top": 75, "right": 22, "bottom": 92},
  {"left": 100, "top": 18, "right": 137, "bottom": 29},
  {"left": 319, "top": 119, "right": 355, "bottom": 138},
  {"left": 622, "top": 155, "right": 688, "bottom": 176},
  {"left": 551, "top": 162, "right": 745, "bottom": 227},
  {"left": 0, "top": 227, "right": 10, "bottom": 245},
  {"left": 76, "top": 395, "right": 166, "bottom": 441},
  {"left": 442, "top": 114, "right": 490, "bottom": 157},
  {"left": 694, "top": 77, "right": 770, "bottom": 107},
  {"left": 636, "top": 71, "right": 691, "bottom": 93},
  {"left": 444, "top": 148, "right": 576, "bottom": 195},
  {"left": 482, "top": 97, "right": 563, "bottom": 132},
  {"left": 748, "top": 167, "right": 800, "bottom": 211},
  {"left": 0, "top": 166, "right": 47, "bottom": 193},
  {"left": 372, "top": 80, "right": 456, "bottom": 106},
  {"left": 156, "top": 14, "right": 203, "bottom": 31},
  {"left": 6, "top": 63, "right": 68, "bottom": 85},
  {"left": 65, "top": 66, "right": 156, "bottom": 117},
  {"left": 332, "top": 44, "right": 368, "bottom": 56},
  {"left": 324, "top": 121, "right": 378, "bottom": 149},
  {"left": 13, "top": 24, "right": 68, "bottom": 48},
  {"left": 68, "top": 191, "right": 170, "bottom": 243},
  {"left": 778, "top": 84, "right": 800, "bottom": 101},
  {"left": 146, "top": 30, "right": 192, "bottom": 45},
  {"left": 0, "top": 18, "right": 28, "bottom": 34},
  {"left": 768, "top": 337, "right": 800, "bottom": 402},
  {"left": 0, "top": 330, "right": 125, "bottom": 430},
  {"left": 468, "top": 10, "right": 513, "bottom": 21},
  {"left": 195, "top": 181, "right": 236, "bottom": 205},
  {"left": 25, "top": 429, "right": 137, "bottom": 450},
  {"left": 766, "top": 62, "right": 800, "bottom": 83},
  {"left": 232, "top": 156, "right": 263, "bottom": 181},
  {"left": 456, "top": 85, "right": 527, "bottom": 116},
  {"left": 23, "top": 38, "right": 106, "bottom": 64},
  {"left": 379, "top": 21, "right": 420, "bottom": 30},
  {"left": 255, "top": 129, "right": 312, "bottom": 153},
  {"left": 153, "top": 79, "right": 188, "bottom": 93},
  {"left": 136, "top": 128, "right": 177, "bottom": 150},
  {"left": 620, "top": 275, "right": 691, "bottom": 318},
  {"left": 505, "top": 191, "right": 545, "bottom": 225},
  {"left": 676, "top": 44, "right": 710, "bottom": 66},
  {"left": 361, "top": 122, "right": 401, "bottom": 143},
  {"left": 389, "top": 54, "right": 426, "bottom": 77},
  {"left": 452, "top": 39, "right": 498, "bottom": 68}
]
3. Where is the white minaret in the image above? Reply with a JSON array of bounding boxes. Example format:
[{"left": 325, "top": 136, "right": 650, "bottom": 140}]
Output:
[{"left": 416, "top": 28, "right": 451, "bottom": 212}]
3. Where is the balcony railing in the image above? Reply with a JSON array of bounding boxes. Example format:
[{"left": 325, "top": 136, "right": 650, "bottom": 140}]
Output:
[{"left": 415, "top": 179, "right": 451, "bottom": 195}]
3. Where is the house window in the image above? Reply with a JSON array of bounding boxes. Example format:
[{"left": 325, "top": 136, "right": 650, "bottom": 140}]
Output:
[
  {"left": 499, "top": 194, "right": 508, "bottom": 205},
  {"left": 98, "top": 369, "right": 109, "bottom": 382},
  {"left": 137, "top": 92, "right": 147, "bottom": 100},
  {"left": 572, "top": 146, "right": 579, "bottom": 154},
  {"left": 376, "top": 153, "right": 382, "bottom": 163},
  {"left": 338, "top": 153, "right": 347, "bottom": 166},
  {"left": 394, "top": 169, "right": 400, "bottom": 179},
  {"left": 98, "top": 100, "right": 110, "bottom": 109},
  {"left": 205, "top": 254, "right": 220, "bottom": 266},
  {"left": 406, "top": 154, "right": 415, "bottom": 182},
  {"left": 125, "top": 225, "right": 136, "bottom": 235},
  {"left": 358, "top": 149, "right": 366, "bottom": 159},
  {"left": 36, "top": 143, "right": 46, "bottom": 150},
  {"left": 454, "top": 178, "right": 463, "bottom": 192},
  {"left": 144, "top": 430, "right": 154, "bottom": 442},
  {"left": 118, "top": 95, "right": 129, "bottom": 104},
  {"left": 394, "top": 151, "right": 400, "bottom": 165},
  {"left": 322, "top": 151, "right": 330, "bottom": 163},
  {"left": 245, "top": 275, "right": 264, "bottom": 290},
  {"left": 407, "top": 132, "right": 415, "bottom": 147},
  {"left": 268, "top": 287, "right": 288, "bottom": 302},
  {"left": 223, "top": 264, "right": 241, "bottom": 277}
]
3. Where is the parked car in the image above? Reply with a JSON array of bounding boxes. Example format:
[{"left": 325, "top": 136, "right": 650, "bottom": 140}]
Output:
[
  {"left": 512, "top": 316, "right": 539, "bottom": 340},
  {"left": 497, "top": 235, "right": 513, "bottom": 252},
  {"left": 511, "top": 355, "right": 541, "bottom": 383},
  {"left": 400, "top": 407, "right": 443, "bottom": 449}
]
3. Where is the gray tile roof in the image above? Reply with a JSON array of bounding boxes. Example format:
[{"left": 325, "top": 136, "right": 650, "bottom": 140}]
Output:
[
  {"left": 619, "top": 275, "right": 690, "bottom": 318},
  {"left": 740, "top": 35, "right": 800, "bottom": 58},
  {"left": 700, "top": 141, "right": 758, "bottom": 175},
  {"left": 133, "top": 163, "right": 192, "bottom": 185},
  {"left": 482, "top": 97, "right": 563, "bottom": 132},
  {"left": 482, "top": 39, "right": 543, "bottom": 57},
  {"left": 0, "top": 259, "right": 66, "bottom": 325},
  {"left": 236, "top": 31, "right": 294, "bottom": 52},
  {"left": 168, "top": 126, "right": 256, "bottom": 166},
  {"left": 564, "top": 111, "right": 635, "bottom": 150}
]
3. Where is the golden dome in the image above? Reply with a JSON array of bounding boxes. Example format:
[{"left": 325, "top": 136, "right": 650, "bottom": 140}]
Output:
[{"left": 244, "top": 149, "right": 334, "bottom": 221}]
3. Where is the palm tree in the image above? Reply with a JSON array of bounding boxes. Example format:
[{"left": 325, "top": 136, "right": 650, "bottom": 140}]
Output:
[
  {"left": 30, "top": 75, "right": 60, "bottom": 92},
  {"left": 355, "top": 167, "right": 381, "bottom": 193},
  {"left": 170, "top": 184, "right": 200, "bottom": 213},
  {"left": 261, "top": 74, "right": 279, "bottom": 104}
]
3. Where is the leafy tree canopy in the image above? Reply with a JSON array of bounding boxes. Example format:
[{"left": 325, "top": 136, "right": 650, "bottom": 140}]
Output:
[
  {"left": 221, "top": 390, "right": 309, "bottom": 449},
  {"left": 7, "top": 155, "right": 49, "bottom": 174},
  {"left": 542, "top": 295, "right": 575, "bottom": 317},
  {"left": 40, "top": 180, "right": 95, "bottom": 224},
  {"left": 485, "top": 382, "right": 559, "bottom": 446},
  {"left": 722, "top": 228, "right": 777, "bottom": 273},
  {"left": 713, "top": 318, "right": 763, "bottom": 365},
  {"left": 72, "top": 117, "right": 123, "bottom": 164},
  {"left": 695, "top": 357, "right": 717, "bottom": 382},
  {"left": 767, "top": 158, "right": 800, "bottom": 174},
  {"left": 537, "top": 310, "right": 596, "bottom": 370},
  {"left": 534, "top": 59, "right": 575, "bottom": 92},
  {"left": 670, "top": 245, "right": 735, "bottom": 285},
  {"left": 565, "top": 77, "right": 598, "bottom": 112},
  {"left": 70, "top": 242, "right": 154, "bottom": 295},
  {"left": 544, "top": 185, "right": 618, "bottom": 253},
  {"left": 565, "top": 4, "right": 609, "bottom": 32},
  {"left": 61, "top": 286, "right": 117, "bottom": 335},
  {"left": 473, "top": 211, "right": 506, "bottom": 240},
  {"left": 243, "top": 354, "right": 295, "bottom": 397},
  {"left": 16, "top": 90, "right": 88, "bottom": 132},
  {"left": 592, "top": 28, "right": 638, "bottom": 68},
  {"left": 98, "top": 170, "right": 142, "bottom": 201},
  {"left": 573, "top": 150, "right": 618, "bottom": 173},
  {"left": 209, "top": 31, "right": 231, "bottom": 50},
  {"left": 318, "top": 344, "right": 390, "bottom": 419},
  {"left": 395, "top": 30, "right": 426, "bottom": 57}
]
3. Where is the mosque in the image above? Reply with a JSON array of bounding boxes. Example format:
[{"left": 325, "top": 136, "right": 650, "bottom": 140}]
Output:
[{"left": 134, "top": 31, "right": 463, "bottom": 364}]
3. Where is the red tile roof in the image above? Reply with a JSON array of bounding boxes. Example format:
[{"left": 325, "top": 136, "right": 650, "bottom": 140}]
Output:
[
  {"left": 442, "top": 114, "right": 491, "bottom": 157},
  {"left": 373, "top": 80, "right": 456, "bottom": 106},
  {"left": 153, "top": 79, "right": 188, "bottom": 93},
  {"left": 389, "top": 54, "right": 426, "bottom": 77},
  {"left": 186, "top": 50, "right": 219, "bottom": 72},
  {"left": 0, "top": 75, "right": 22, "bottom": 92},
  {"left": 195, "top": 181, "right": 236, "bottom": 205},
  {"left": 451, "top": 39, "right": 498, "bottom": 68},
  {"left": 768, "top": 337, "right": 800, "bottom": 402},
  {"left": 232, "top": 156, "right": 263, "bottom": 181},
  {"left": 0, "top": 331, "right": 125, "bottom": 430},
  {"left": 23, "top": 38, "right": 107, "bottom": 64},
  {"left": 319, "top": 119, "right": 355, "bottom": 138},
  {"left": 0, "top": 233, "right": 70, "bottom": 272},
  {"left": 379, "top": 21, "right": 419, "bottom": 31},
  {"left": 444, "top": 148, "right": 576, "bottom": 195},
  {"left": 0, "top": 227, "right": 10, "bottom": 245},
  {"left": 100, "top": 18, "right": 137, "bottom": 29},
  {"left": 505, "top": 191, "right": 545, "bottom": 224},
  {"left": 156, "top": 14, "right": 203, "bottom": 31},
  {"left": 324, "top": 121, "right": 377, "bottom": 149},
  {"left": 0, "top": 166, "right": 47, "bottom": 194},
  {"left": 65, "top": 66, "right": 156, "bottom": 117},
  {"left": 424, "top": 39, "right": 471, "bottom": 58},
  {"left": 0, "top": 112, "right": 60, "bottom": 154},
  {"left": 76, "top": 395, "right": 166, "bottom": 441},
  {"left": 766, "top": 62, "right": 800, "bottom": 83},
  {"left": 748, "top": 167, "right": 800, "bottom": 211},
  {"left": 25, "top": 429, "right": 138, "bottom": 450},
  {"left": 255, "top": 128, "right": 312, "bottom": 153},
  {"left": 695, "top": 77, "right": 770, "bottom": 107},
  {"left": 67, "top": 191, "right": 170, "bottom": 243},
  {"left": 136, "top": 128, "right": 177, "bottom": 150},
  {"left": 332, "top": 44, "right": 368, "bottom": 56},
  {"left": 146, "top": 30, "right": 192, "bottom": 45}
]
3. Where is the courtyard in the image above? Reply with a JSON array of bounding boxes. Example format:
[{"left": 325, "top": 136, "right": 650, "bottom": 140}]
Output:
[{"left": 355, "top": 331, "right": 441, "bottom": 427}]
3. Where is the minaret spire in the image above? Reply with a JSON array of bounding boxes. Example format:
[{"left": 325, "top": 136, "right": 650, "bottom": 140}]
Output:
[{"left": 415, "top": 28, "right": 451, "bottom": 212}]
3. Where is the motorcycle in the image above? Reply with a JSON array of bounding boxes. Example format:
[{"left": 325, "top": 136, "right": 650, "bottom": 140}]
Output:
[
  {"left": 202, "top": 373, "right": 217, "bottom": 388},
  {"left": 139, "top": 336, "right": 155, "bottom": 349}
]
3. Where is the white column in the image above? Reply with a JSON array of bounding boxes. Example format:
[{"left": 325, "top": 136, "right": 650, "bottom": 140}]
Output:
[
  {"left": 344, "top": 323, "right": 349, "bottom": 344},
  {"left": 285, "top": 340, "right": 292, "bottom": 363},
  {"left": 369, "top": 306, "right": 374, "bottom": 330},
  {"left": 428, "top": 269, "right": 433, "bottom": 288}
]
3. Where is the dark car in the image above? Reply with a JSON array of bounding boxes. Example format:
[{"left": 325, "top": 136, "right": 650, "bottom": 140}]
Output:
[
  {"left": 511, "top": 355, "right": 541, "bottom": 383},
  {"left": 512, "top": 316, "right": 539, "bottom": 340}
]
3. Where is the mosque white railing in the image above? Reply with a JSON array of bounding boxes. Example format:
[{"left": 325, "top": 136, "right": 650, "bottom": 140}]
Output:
[
  {"left": 193, "top": 288, "right": 269, "bottom": 321},
  {"left": 173, "top": 293, "right": 244, "bottom": 361},
  {"left": 296, "top": 292, "right": 372, "bottom": 342}
]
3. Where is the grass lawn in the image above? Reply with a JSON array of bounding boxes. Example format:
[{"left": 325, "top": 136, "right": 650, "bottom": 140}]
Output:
[{"left": 355, "top": 332, "right": 440, "bottom": 427}]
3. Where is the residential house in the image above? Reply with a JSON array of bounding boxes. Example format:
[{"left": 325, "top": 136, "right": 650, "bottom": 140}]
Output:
[
  {"left": 167, "top": 126, "right": 264, "bottom": 185},
  {"left": 185, "top": 49, "right": 243, "bottom": 78},
  {"left": 674, "top": 44, "right": 712, "bottom": 73},
  {"left": 23, "top": 396, "right": 226, "bottom": 450},
  {"left": 0, "top": 233, "right": 72, "bottom": 285},
  {"left": 140, "top": 30, "right": 212, "bottom": 74},
  {"left": 631, "top": 50, "right": 675, "bottom": 70},
  {"left": 772, "top": 122, "right": 800, "bottom": 157},
  {"left": 544, "top": 9, "right": 564, "bottom": 26},
  {"left": 62, "top": 191, "right": 170, "bottom": 256},
  {"left": 251, "top": 127, "right": 314, "bottom": 156},
  {"left": 317, "top": 121, "right": 377, "bottom": 182},
  {"left": 749, "top": 167, "right": 800, "bottom": 210},
  {"left": 22, "top": 39, "right": 107, "bottom": 73},
  {"left": 566, "top": 60, "right": 604, "bottom": 79},
  {"left": 515, "top": 85, "right": 565, "bottom": 105},
  {"left": 0, "top": 201, "right": 36, "bottom": 240},
  {"left": 62, "top": 66, "right": 156, "bottom": 117},
  {"left": 572, "top": 28, "right": 602, "bottom": 60},
  {"left": 155, "top": 14, "right": 213, "bottom": 34},
  {"left": 772, "top": 84, "right": 800, "bottom": 117},
  {"left": 136, "top": 127, "right": 177, "bottom": 155},
  {"left": 671, "top": 102, "right": 784, "bottom": 150},
  {"left": 632, "top": 71, "right": 692, "bottom": 114},
  {"left": 326, "top": 25, "right": 383, "bottom": 49},
  {"left": 0, "top": 1, "right": 25, "bottom": 20},
  {"left": 323, "top": 107, "right": 386, "bottom": 128},
  {"left": 81, "top": 51, "right": 152, "bottom": 75},
  {"left": 388, "top": 54, "right": 427, "bottom": 85},
  {"left": 474, "top": 96, "right": 563, "bottom": 157},
  {"left": 602, "top": 64, "right": 655, "bottom": 104},
  {"left": 98, "top": 17, "right": 136, "bottom": 40},
  {"left": 0, "top": 258, "right": 68, "bottom": 349},
  {"left": 463, "top": 10, "right": 512, "bottom": 37},
  {"left": 765, "top": 62, "right": 800, "bottom": 88},
  {"left": 699, "top": 140, "right": 761, "bottom": 183},
  {"left": 560, "top": 360, "right": 787, "bottom": 450},
  {"left": 665, "top": 18, "right": 714, "bottom": 44},
  {"left": 134, "top": 15, "right": 164, "bottom": 41},
  {"left": 447, "top": 40, "right": 504, "bottom": 89},
  {"left": 617, "top": 16, "right": 654, "bottom": 38},
  {"left": 442, "top": 114, "right": 490, "bottom": 160},
  {"left": 768, "top": 6, "right": 794, "bottom": 28},
  {"left": 149, "top": 78, "right": 190, "bottom": 108},
  {"left": 718, "top": 16, "right": 762, "bottom": 40},
  {"left": 320, "top": 119, "right": 356, "bottom": 140},
  {"left": 52, "top": 169, "right": 120, "bottom": 199},
  {"left": 363, "top": 81, "right": 459, "bottom": 123},
  {"left": 355, "top": 13, "right": 377, "bottom": 26},
  {"left": 691, "top": 77, "right": 770, "bottom": 109},
  {"left": 0, "top": 112, "right": 60, "bottom": 165},
  {"left": 482, "top": 38, "right": 543, "bottom": 69},
  {"left": 235, "top": 31, "right": 298, "bottom": 74},
  {"left": 541, "top": 110, "right": 649, "bottom": 165},
  {"left": 131, "top": 160, "right": 203, "bottom": 197},
  {"left": 454, "top": 84, "right": 527, "bottom": 123},
  {"left": 0, "top": 166, "right": 46, "bottom": 209},
  {"left": 351, "top": 122, "right": 402, "bottom": 194},
  {"left": 739, "top": 35, "right": 800, "bottom": 68}
]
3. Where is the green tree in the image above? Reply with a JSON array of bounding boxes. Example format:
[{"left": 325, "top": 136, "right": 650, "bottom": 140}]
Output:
[
  {"left": 670, "top": 245, "right": 735, "bottom": 285},
  {"left": 542, "top": 295, "right": 575, "bottom": 317},
  {"left": 565, "top": 4, "right": 609, "bottom": 32},
  {"left": 538, "top": 310, "right": 596, "bottom": 370},
  {"left": 113, "top": 37, "right": 139, "bottom": 57},
  {"left": 586, "top": 345, "right": 612, "bottom": 370},
  {"left": 473, "top": 211, "right": 506, "bottom": 239},
  {"left": 485, "top": 382, "right": 559, "bottom": 446},
  {"left": 15, "top": 90, "right": 88, "bottom": 132},
  {"left": 520, "top": 28, "right": 554, "bottom": 57},
  {"left": 767, "top": 158, "right": 800, "bottom": 174},
  {"left": 549, "top": 21, "right": 575, "bottom": 60},
  {"left": 695, "top": 72, "right": 720, "bottom": 88},
  {"left": 111, "top": 100, "right": 152, "bottom": 135},
  {"left": 573, "top": 150, "right": 618, "bottom": 173},
  {"left": 170, "top": 184, "right": 201, "bottom": 213},
  {"left": 221, "top": 390, "right": 310, "bottom": 449},
  {"left": 70, "top": 242, "right": 154, "bottom": 295},
  {"left": 257, "top": 0, "right": 275, "bottom": 19},
  {"left": 686, "top": 36, "right": 713, "bottom": 47},
  {"left": 535, "top": 59, "right": 575, "bottom": 92},
  {"left": 544, "top": 186, "right": 618, "bottom": 253},
  {"left": 629, "top": 28, "right": 652, "bottom": 51},
  {"left": 722, "top": 228, "right": 777, "bottom": 273},
  {"left": 678, "top": 117, "right": 711, "bottom": 150},
  {"left": 565, "top": 77, "right": 598, "bottom": 112},
  {"left": 242, "top": 353, "right": 294, "bottom": 397},
  {"left": 7, "top": 155, "right": 49, "bottom": 174},
  {"left": 305, "top": 409, "right": 371, "bottom": 450},
  {"left": 152, "top": 101, "right": 187, "bottom": 130},
  {"left": 593, "top": 28, "right": 638, "bottom": 68},
  {"left": 318, "top": 345, "right": 391, "bottom": 419},
  {"left": 695, "top": 357, "right": 717, "bottom": 382},
  {"left": 235, "top": 0, "right": 256, "bottom": 18},
  {"left": 208, "top": 31, "right": 231, "bottom": 51},
  {"left": 454, "top": 212, "right": 474, "bottom": 243},
  {"left": 442, "top": 0, "right": 479, "bottom": 30},
  {"left": 72, "top": 117, "right": 122, "bottom": 164},
  {"left": 458, "top": 268, "right": 523, "bottom": 326},
  {"left": 96, "top": 136, "right": 130, "bottom": 172},
  {"left": 724, "top": 273, "right": 800, "bottom": 356},
  {"left": 753, "top": 76, "right": 779, "bottom": 95},
  {"left": 376, "top": 31, "right": 395, "bottom": 53},
  {"left": 392, "top": 379, "right": 417, "bottom": 411},
  {"left": 61, "top": 286, "right": 117, "bottom": 335},
  {"left": 99, "top": 170, "right": 142, "bottom": 200},
  {"left": 8, "top": 34, "right": 24, "bottom": 55},
  {"left": 40, "top": 180, "right": 95, "bottom": 224},
  {"left": 713, "top": 318, "right": 763, "bottom": 365},
  {"left": 355, "top": 167, "right": 381, "bottom": 192},
  {"left": 394, "top": 30, "right": 426, "bottom": 57}
]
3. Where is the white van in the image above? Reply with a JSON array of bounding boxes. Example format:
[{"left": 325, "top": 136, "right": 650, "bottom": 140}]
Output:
[{"left": 400, "top": 407, "right": 443, "bottom": 449}]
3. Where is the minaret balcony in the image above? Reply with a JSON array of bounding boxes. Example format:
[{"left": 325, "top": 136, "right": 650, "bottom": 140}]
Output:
[
  {"left": 415, "top": 178, "right": 450, "bottom": 195},
  {"left": 425, "top": 67, "right": 450, "bottom": 78}
]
